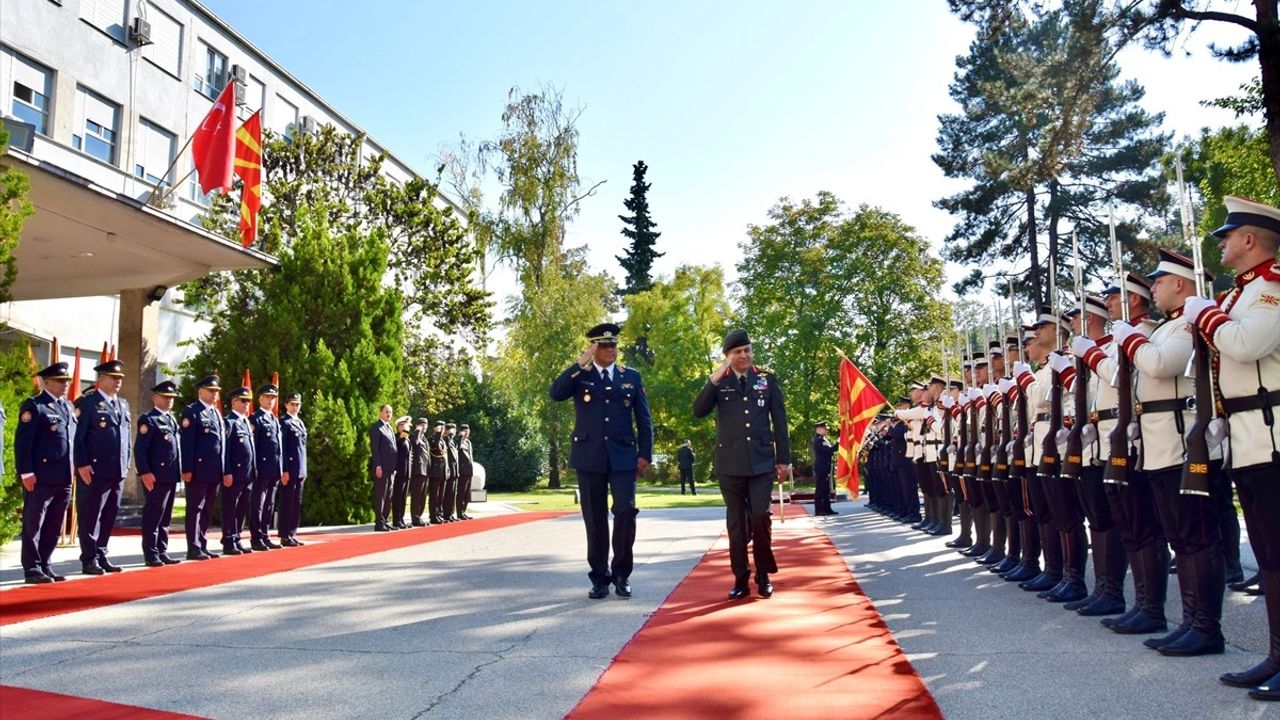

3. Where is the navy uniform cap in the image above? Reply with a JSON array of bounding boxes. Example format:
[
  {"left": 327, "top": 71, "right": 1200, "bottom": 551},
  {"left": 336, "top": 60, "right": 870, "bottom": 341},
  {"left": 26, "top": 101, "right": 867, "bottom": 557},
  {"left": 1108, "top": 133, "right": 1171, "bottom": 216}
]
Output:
[
  {"left": 36, "top": 361, "right": 72, "bottom": 380},
  {"left": 587, "top": 323, "right": 621, "bottom": 345},
  {"left": 722, "top": 329, "right": 751, "bottom": 353},
  {"left": 814, "top": 420, "right": 829, "bottom": 429},
  {"left": 94, "top": 359, "right": 126, "bottom": 376},
  {"left": 416, "top": 417, "right": 429, "bottom": 425},
  {"left": 1213, "top": 196, "right": 1280, "bottom": 238},
  {"left": 460, "top": 423, "right": 470, "bottom": 430},
  {"left": 151, "top": 380, "right": 179, "bottom": 397},
  {"left": 256, "top": 383, "right": 279, "bottom": 397},
  {"left": 285, "top": 393, "right": 302, "bottom": 403},
  {"left": 227, "top": 386, "right": 252, "bottom": 401},
  {"left": 196, "top": 374, "right": 221, "bottom": 390},
  {"left": 434, "top": 420, "right": 445, "bottom": 427},
  {"left": 395, "top": 415, "right": 412, "bottom": 426},
  {"left": 446, "top": 422, "right": 457, "bottom": 429}
]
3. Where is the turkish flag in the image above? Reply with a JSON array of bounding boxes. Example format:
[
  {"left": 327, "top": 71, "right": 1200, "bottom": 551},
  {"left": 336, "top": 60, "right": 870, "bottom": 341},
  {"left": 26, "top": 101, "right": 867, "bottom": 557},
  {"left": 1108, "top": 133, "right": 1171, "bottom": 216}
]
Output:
[{"left": 192, "top": 82, "right": 237, "bottom": 195}]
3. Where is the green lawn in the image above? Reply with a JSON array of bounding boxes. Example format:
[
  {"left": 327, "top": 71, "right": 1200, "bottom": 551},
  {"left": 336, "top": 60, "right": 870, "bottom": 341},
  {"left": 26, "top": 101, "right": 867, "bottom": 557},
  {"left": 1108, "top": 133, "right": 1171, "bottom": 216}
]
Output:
[{"left": 489, "top": 484, "right": 726, "bottom": 511}]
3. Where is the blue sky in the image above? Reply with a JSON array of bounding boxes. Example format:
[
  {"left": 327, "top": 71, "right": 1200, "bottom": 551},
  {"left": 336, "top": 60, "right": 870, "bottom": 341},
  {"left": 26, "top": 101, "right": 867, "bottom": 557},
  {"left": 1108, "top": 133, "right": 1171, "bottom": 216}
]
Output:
[{"left": 202, "top": 0, "right": 1258, "bottom": 299}]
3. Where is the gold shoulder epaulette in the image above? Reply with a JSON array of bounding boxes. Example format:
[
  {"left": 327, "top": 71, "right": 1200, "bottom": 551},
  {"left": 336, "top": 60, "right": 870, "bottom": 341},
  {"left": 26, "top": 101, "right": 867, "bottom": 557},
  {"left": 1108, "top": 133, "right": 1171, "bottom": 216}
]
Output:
[{"left": 755, "top": 365, "right": 772, "bottom": 375}]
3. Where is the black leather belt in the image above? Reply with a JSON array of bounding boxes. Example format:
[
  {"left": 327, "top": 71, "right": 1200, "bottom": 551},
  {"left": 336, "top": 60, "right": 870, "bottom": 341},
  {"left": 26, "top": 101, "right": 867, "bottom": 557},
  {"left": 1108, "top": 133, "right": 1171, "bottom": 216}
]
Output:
[
  {"left": 1221, "top": 389, "right": 1280, "bottom": 416},
  {"left": 1134, "top": 398, "right": 1190, "bottom": 416},
  {"left": 1089, "top": 408, "right": 1120, "bottom": 422}
]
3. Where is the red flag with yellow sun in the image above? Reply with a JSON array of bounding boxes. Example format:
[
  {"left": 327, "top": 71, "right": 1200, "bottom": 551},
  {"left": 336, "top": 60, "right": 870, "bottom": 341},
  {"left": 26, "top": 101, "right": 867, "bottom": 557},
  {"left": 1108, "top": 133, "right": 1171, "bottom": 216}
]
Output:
[
  {"left": 836, "top": 355, "right": 886, "bottom": 495},
  {"left": 234, "top": 110, "right": 263, "bottom": 248}
]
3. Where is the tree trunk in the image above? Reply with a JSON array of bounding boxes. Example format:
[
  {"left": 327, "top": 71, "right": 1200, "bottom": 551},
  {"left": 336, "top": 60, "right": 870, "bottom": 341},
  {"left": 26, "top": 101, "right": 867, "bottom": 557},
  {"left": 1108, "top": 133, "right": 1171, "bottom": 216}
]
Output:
[
  {"left": 547, "top": 425, "right": 561, "bottom": 489},
  {"left": 1258, "top": 0, "right": 1280, "bottom": 185},
  {"left": 1046, "top": 180, "right": 1063, "bottom": 321},
  {"left": 1025, "top": 185, "right": 1043, "bottom": 309}
]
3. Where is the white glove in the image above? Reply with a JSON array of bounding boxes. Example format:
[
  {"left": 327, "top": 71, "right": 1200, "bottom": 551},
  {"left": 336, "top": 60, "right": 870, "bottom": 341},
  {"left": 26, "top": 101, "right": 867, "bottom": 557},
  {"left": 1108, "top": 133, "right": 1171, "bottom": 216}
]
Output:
[
  {"left": 1047, "top": 352, "right": 1071, "bottom": 374},
  {"left": 1111, "top": 321, "right": 1138, "bottom": 345},
  {"left": 1070, "top": 336, "right": 1096, "bottom": 357},
  {"left": 1005, "top": 440, "right": 1017, "bottom": 456},
  {"left": 1206, "top": 417, "right": 1227, "bottom": 449},
  {"left": 983, "top": 382, "right": 998, "bottom": 396},
  {"left": 998, "top": 378, "right": 1014, "bottom": 394},
  {"left": 941, "top": 394, "right": 955, "bottom": 409},
  {"left": 1126, "top": 421, "right": 1142, "bottom": 441},
  {"left": 1183, "top": 296, "right": 1216, "bottom": 324},
  {"left": 1012, "top": 361, "right": 1032, "bottom": 376},
  {"left": 1081, "top": 423, "right": 1098, "bottom": 447},
  {"left": 967, "top": 388, "right": 982, "bottom": 402},
  {"left": 947, "top": 444, "right": 959, "bottom": 457},
  {"left": 1055, "top": 427, "right": 1071, "bottom": 445}
]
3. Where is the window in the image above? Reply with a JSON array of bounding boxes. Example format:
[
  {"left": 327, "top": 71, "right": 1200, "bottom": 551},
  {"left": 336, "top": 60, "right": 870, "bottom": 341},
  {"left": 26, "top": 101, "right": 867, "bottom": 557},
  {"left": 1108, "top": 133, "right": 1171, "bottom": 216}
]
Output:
[
  {"left": 141, "top": 6, "right": 183, "bottom": 78},
  {"left": 72, "top": 85, "right": 120, "bottom": 165},
  {"left": 7, "top": 50, "right": 53, "bottom": 135},
  {"left": 193, "top": 41, "right": 226, "bottom": 99},
  {"left": 188, "top": 158, "right": 213, "bottom": 207},
  {"left": 79, "top": 0, "right": 126, "bottom": 42},
  {"left": 239, "top": 74, "right": 265, "bottom": 121},
  {"left": 273, "top": 93, "right": 298, "bottom": 139},
  {"left": 135, "top": 118, "right": 175, "bottom": 189}
]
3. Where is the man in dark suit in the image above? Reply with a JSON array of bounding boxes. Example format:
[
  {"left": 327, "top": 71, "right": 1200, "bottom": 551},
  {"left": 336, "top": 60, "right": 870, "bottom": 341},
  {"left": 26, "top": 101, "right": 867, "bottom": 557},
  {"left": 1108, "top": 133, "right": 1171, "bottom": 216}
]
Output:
[
  {"left": 180, "top": 374, "right": 224, "bottom": 560},
  {"left": 677, "top": 440, "right": 696, "bottom": 495},
  {"left": 73, "top": 358, "right": 132, "bottom": 575},
  {"left": 456, "top": 423, "right": 474, "bottom": 520},
  {"left": 221, "top": 386, "right": 257, "bottom": 555},
  {"left": 550, "top": 322, "right": 654, "bottom": 599},
  {"left": 812, "top": 421, "right": 838, "bottom": 516},
  {"left": 427, "top": 419, "right": 447, "bottom": 523},
  {"left": 442, "top": 422, "right": 459, "bottom": 522},
  {"left": 16, "top": 361, "right": 76, "bottom": 584},
  {"left": 249, "top": 384, "right": 283, "bottom": 551},
  {"left": 693, "top": 329, "right": 790, "bottom": 599},
  {"left": 369, "top": 404, "right": 397, "bottom": 531},
  {"left": 278, "top": 393, "right": 308, "bottom": 546},
  {"left": 409, "top": 417, "right": 430, "bottom": 526},
  {"left": 136, "top": 380, "right": 183, "bottom": 566}
]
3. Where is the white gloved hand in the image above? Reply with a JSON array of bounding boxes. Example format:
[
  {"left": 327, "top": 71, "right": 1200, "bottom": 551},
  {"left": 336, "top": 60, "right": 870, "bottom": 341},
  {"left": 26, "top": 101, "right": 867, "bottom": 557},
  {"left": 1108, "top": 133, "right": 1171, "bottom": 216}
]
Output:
[
  {"left": 998, "top": 377, "right": 1014, "bottom": 394},
  {"left": 1055, "top": 427, "right": 1071, "bottom": 445},
  {"left": 941, "top": 394, "right": 955, "bottom": 409},
  {"left": 1205, "top": 417, "right": 1228, "bottom": 449},
  {"left": 1111, "top": 321, "right": 1138, "bottom": 345},
  {"left": 1070, "top": 336, "right": 1096, "bottom": 357},
  {"left": 1126, "top": 421, "right": 1142, "bottom": 441},
  {"left": 967, "top": 388, "right": 982, "bottom": 402},
  {"left": 1081, "top": 423, "right": 1098, "bottom": 446},
  {"left": 1183, "top": 296, "right": 1216, "bottom": 325},
  {"left": 1012, "top": 361, "right": 1032, "bottom": 376},
  {"left": 983, "top": 382, "right": 998, "bottom": 396},
  {"left": 1047, "top": 352, "right": 1072, "bottom": 374}
]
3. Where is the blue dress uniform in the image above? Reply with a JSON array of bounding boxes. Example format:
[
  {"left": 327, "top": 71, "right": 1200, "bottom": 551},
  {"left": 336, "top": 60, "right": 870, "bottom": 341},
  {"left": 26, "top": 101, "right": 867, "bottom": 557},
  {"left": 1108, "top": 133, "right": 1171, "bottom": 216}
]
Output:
[
  {"left": 693, "top": 329, "right": 789, "bottom": 597},
  {"left": 72, "top": 360, "right": 132, "bottom": 573},
  {"left": 221, "top": 387, "right": 258, "bottom": 552},
  {"left": 135, "top": 381, "right": 182, "bottom": 565},
  {"left": 249, "top": 384, "right": 284, "bottom": 549},
  {"left": 549, "top": 323, "right": 653, "bottom": 598},
  {"left": 180, "top": 374, "right": 225, "bottom": 559},
  {"left": 427, "top": 422, "right": 447, "bottom": 523},
  {"left": 812, "top": 423, "right": 837, "bottom": 515},
  {"left": 279, "top": 393, "right": 308, "bottom": 545},
  {"left": 15, "top": 362, "right": 76, "bottom": 583}
]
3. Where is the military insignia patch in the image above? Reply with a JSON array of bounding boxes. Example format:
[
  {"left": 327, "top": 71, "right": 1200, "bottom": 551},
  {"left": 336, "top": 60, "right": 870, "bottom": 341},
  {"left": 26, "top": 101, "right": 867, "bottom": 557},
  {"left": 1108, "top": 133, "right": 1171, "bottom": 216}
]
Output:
[
  {"left": 139, "top": 423, "right": 149, "bottom": 434},
  {"left": 181, "top": 417, "right": 190, "bottom": 428},
  {"left": 754, "top": 378, "right": 768, "bottom": 390},
  {"left": 20, "top": 410, "right": 31, "bottom": 423},
  {"left": 1260, "top": 294, "right": 1280, "bottom": 306}
]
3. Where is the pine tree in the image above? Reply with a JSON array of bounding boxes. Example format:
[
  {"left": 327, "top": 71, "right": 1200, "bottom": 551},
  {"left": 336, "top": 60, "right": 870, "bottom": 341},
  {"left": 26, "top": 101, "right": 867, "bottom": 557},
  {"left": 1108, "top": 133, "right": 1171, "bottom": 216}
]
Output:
[{"left": 616, "top": 161, "right": 663, "bottom": 297}]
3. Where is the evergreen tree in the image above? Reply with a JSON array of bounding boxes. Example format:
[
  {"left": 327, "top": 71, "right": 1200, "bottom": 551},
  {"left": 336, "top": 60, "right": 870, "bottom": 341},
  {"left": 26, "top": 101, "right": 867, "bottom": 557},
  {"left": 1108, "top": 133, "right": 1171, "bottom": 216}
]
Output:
[
  {"left": 0, "top": 126, "right": 34, "bottom": 543},
  {"left": 616, "top": 160, "right": 663, "bottom": 296}
]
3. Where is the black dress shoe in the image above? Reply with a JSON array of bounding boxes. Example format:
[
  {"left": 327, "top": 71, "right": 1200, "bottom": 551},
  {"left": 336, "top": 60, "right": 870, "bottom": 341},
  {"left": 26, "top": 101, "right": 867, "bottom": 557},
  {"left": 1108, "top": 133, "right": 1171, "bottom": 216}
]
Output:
[
  {"left": 280, "top": 538, "right": 299, "bottom": 547},
  {"left": 204, "top": 548, "right": 221, "bottom": 558},
  {"left": 374, "top": 525, "right": 391, "bottom": 532},
  {"left": 145, "top": 557, "right": 166, "bottom": 568},
  {"left": 160, "top": 555, "right": 182, "bottom": 565},
  {"left": 98, "top": 559, "right": 123, "bottom": 573},
  {"left": 1231, "top": 572, "right": 1261, "bottom": 593},
  {"left": 186, "top": 550, "right": 210, "bottom": 561},
  {"left": 1021, "top": 573, "right": 1061, "bottom": 593},
  {"left": 266, "top": 540, "right": 283, "bottom": 549},
  {"left": 222, "top": 545, "right": 243, "bottom": 556},
  {"left": 588, "top": 583, "right": 611, "bottom": 600},
  {"left": 24, "top": 570, "right": 53, "bottom": 584},
  {"left": 614, "top": 579, "right": 632, "bottom": 598},
  {"left": 1004, "top": 564, "right": 1041, "bottom": 583},
  {"left": 1222, "top": 659, "right": 1280, "bottom": 688},
  {"left": 237, "top": 542, "right": 254, "bottom": 553},
  {"left": 1046, "top": 580, "right": 1087, "bottom": 603},
  {"left": 40, "top": 566, "right": 66, "bottom": 581},
  {"left": 411, "top": 519, "right": 426, "bottom": 527},
  {"left": 756, "top": 575, "right": 774, "bottom": 598},
  {"left": 1101, "top": 606, "right": 1141, "bottom": 628},
  {"left": 251, "top": 541, "right": 271, "bottom": 551},
  {"left": 727, "top": 585, "right": 750, "bottom": 600},
  {"left": 81, "top": 563, "right": 105, "bottom": 576}
]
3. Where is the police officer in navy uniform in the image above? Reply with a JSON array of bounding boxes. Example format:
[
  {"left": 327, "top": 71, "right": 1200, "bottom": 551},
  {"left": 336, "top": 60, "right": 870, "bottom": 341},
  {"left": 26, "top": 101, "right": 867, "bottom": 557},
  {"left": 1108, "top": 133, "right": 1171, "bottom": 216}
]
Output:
[
  {"left": 249, "top": 383, "right": 284, "bottom": 550},
  {"left": 693, "top": 329, "right": 790, "bottom": 599},
  {"left": 136, "top": 380, "right": 183, "bottom": 566},
  {"left": 278, "top": 393, "right": 308, "bottom": 546},
  {"left": 16, "top": 361, "right": 76, "bottom": 583},
  {"left": 456, "top": 423, "right": 475, "bottom": 520},
  {"left": 73, "top": 358, "right": 132, "bottom": 575},
  {"left": 550, "top": 322, "right": 654, "bottom": 599},
  {"left": 221, "top": 386, "right": 257, "bottom": 554},
  {"left": 442, "top": 421, "right": 460, "bottom": 522},
  {"left": 181, "top": 374, "right": 224, "bottom": 560},
  {"left": 813, "top": 421, "right": 838, "bottom": 516},
  {"left": 427, "top": 419, "right": 447, "bottom": 523}
]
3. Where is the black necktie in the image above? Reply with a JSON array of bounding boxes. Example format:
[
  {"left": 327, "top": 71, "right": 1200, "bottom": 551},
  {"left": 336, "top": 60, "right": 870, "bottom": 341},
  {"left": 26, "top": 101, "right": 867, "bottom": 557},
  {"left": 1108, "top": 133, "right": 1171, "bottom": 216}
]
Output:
[{"left": 739, "top": 374, "right": 747, "bottom": 395}]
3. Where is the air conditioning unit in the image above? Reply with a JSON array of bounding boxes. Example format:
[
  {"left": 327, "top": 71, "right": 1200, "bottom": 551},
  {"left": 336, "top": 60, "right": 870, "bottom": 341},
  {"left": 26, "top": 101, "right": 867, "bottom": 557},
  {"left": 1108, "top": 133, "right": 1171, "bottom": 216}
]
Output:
[
  {"left": 128, "top": 17, "right": 152, "bottom": 46},
  {"left": 301, "top": 115, "right": 317, "bottom": 134},
  {"left": 234, "top": 83, "right": 246, "bottom": 106},
  {"left": 230, "top": 64, "right": 247, "bottom": 85}
]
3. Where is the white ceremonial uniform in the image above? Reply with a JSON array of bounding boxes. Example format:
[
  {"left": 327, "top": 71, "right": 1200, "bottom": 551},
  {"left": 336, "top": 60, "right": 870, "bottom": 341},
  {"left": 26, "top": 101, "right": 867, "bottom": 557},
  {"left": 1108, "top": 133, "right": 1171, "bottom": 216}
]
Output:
[{"left": 1127, "top": 314, "right": 1192, "bottom": 473}]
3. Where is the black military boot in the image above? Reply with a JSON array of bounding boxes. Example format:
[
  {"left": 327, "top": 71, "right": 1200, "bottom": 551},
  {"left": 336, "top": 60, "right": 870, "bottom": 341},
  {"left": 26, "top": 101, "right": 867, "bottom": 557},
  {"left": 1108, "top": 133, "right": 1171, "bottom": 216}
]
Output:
[
  {"left": 1103, "top": 548, "right": 1144, "bottom": 628},
  {"left": 1024, "top": 523, "right": 1062, "bottom": 593},
  {"left": 991, "top": 517, "right": 1021, "bottom": 574},
  {"left": 1160, "top": 547, "right": 1225, "bottom": 656},
  {"left": 1004, "top": 517, "right": 1041, "bottom": 582},
  {"left": 1112, "top": 543, "right": 1168, "bottom": 635},
  {"left": 932, "top": 495, "right": 955, "bottom": 536},
  {"left": 1049, "top": 527, "right": 1089, "bottom": 603},
  {"left": 1224, "top": 570, "right": 1280, "bottom": 688},
  {"left": 911, "top": 495, "right": 932, "bottom": 531},
  {"left": 1066, "top": 527, "right": 1106, "bottom": 611},
  {"left": 946, "top": 500, "right": 972, "bottom": 548},
  {"left": 979, "top": 517, "right": 1006, "bottom": 566},
  {"left": 1145, "top": 555, "right": 1194, "bottom": 650},
  {"left": 1078, "top": 529, "right": 1127, "bottom": 616},
  {"left": 962, "top": 507, "right": 991, "bottom": 557}
]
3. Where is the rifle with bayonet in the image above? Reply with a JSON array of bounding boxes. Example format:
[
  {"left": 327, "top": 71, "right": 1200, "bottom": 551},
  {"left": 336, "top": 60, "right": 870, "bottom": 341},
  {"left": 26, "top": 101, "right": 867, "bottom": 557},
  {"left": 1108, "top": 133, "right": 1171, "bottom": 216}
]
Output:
[
  {"left": 1177, "top": 157, "right": 1215, "bottom": 497},
  {"left": 1062, "top": 230, "right": 1090, "bottom": 480},
  {"left": 1038, "top": 251, "right": 1064, "bottom": 478},
  {"left": 1104, "top": 219, "right": 1133, "bottom": 486},
  {"left": 979, "top": 319, "right": 995, "bottom": 481}
]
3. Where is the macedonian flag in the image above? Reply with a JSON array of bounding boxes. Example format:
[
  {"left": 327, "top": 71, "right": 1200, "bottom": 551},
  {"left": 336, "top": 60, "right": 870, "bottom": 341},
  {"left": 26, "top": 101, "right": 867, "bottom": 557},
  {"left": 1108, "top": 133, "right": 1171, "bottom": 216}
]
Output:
[
  {"left": 836, "top": 354, "right": 886, "bottom": 495},
  {"left": 233, "top": 110, "right": 263, "bottom": 248}
]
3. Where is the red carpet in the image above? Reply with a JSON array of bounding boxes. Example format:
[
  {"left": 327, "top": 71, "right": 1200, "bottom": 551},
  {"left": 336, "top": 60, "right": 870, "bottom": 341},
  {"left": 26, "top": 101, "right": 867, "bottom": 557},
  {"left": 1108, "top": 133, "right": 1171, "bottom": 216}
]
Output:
[
  {"left": 567, "top": 505, "right": 944, "bottom": 720},
  {"left": 0, "top": 686, "right": 207, "bottom": 719},
  {"left": 0, "top": 513, "right": 567, "bottom": 626}
]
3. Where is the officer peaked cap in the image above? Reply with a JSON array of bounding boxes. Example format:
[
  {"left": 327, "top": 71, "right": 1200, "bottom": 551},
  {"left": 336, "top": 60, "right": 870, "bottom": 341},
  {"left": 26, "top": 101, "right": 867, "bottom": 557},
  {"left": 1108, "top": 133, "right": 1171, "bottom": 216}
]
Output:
[
  {"left": 196, "top": 374, "right": 222, "bottom": 390},
  {"left": 256, "top": 383, "right": 279, "bottom": 397},
  {"left": 36, "top": 361, "right": 72, "bottom": 380},
  {"left": 151, "top": 380, "right": 179, "bottom": 397},
  {"left": 587, "top": 323, "right": 621, "bottom": 345},
  {"left": 227, "top": 386, "right": 252, "bottom": 401},
  {"left": 285, "top": 393, "right": 303, "bottom": 403},
  {"left": 1214, "top": 195, "right": 1280, "bottom": 238},
  {"left": 94, "top": 359, "right": 126, "bottom": 376}
]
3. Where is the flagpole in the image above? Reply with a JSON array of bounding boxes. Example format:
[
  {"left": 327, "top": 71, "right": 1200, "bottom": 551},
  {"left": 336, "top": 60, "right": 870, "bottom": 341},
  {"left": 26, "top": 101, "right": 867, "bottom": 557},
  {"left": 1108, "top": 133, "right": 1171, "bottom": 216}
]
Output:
[{"left": 145, "top": 133, "right": 197, "bottom": 208}]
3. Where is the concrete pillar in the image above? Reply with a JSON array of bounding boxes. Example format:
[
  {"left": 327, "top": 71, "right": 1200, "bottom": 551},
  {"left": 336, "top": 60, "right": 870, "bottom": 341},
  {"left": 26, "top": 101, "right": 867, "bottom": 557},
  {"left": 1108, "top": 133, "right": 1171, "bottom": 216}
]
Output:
[{"left": 117, "top": 288, "right": 161, "bottom": 505}]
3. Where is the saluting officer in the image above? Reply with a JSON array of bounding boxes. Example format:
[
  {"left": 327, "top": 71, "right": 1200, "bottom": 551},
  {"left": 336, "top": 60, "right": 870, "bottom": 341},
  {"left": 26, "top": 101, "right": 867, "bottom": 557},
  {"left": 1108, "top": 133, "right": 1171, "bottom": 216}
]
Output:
[
  {"left": 136, "top": 380, "right": 183, "bottom": 567},
  {"left": 278, "top": 393, "right": 308, "bottom": 546},
  {"left": 16, "top": 361, "right": 76, "bottom": 584},
  {"left": 221, "top": 386, "right": 257, "bottom": 554},
  {"left": 456, "top": 423, "right": 475, "bottom": 521},
  {"left": 409, "top": 417, "right": 431, "bottom": 526},
  {"left": 443, "top": 422, "right": 460, "bottom": 522},
  {"left": 181, "top": 374, "right": 224, "bottom": 560},
  {"left": 550, "top": 322, "right": 654, "bottom": 600},
  {"left": 72, "top": 358, "right": 131, "bottom": 575},
  {"left": 427, "top": 419, "right": 447, "bottom": 524},
  {"left": 249, "top": 384, "right": 284, "bottom": 551},
  {"left": 812, "top": 421, "right": 837, "bottom": 516},
  {"left": 392, "top": 416, "right": 412, "bottom": 529},
  {"left": 693, "top": 329, "right": 789, "bottom": 600}
]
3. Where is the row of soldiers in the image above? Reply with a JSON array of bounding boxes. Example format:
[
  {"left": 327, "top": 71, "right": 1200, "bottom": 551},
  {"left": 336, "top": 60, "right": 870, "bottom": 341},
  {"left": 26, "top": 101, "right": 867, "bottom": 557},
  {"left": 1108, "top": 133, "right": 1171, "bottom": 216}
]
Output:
[
  {"left": 862, "top": 195, "right": 1280, "bottom": 702},
  {"left": 368, "top": 413, "right": 475, "bottom": 531},
  {"left": 17, "top": 370, "right": 310, "bottom": 582}
]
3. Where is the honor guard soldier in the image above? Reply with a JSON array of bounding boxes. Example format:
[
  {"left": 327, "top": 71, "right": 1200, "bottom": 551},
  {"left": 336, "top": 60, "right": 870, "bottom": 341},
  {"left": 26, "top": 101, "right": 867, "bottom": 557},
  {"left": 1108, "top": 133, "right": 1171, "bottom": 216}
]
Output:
[
  {"left": 1181, "top": 196, "right": 1280, "bottom": 698},
  {"left": 943, "top": 380, "right": 972, "bottom": 549},
  {"left": 368, "top": 404, "right": 397, "bottom": 531},
  {"left": 456, "top": 423, "right": 475, "bottom": 520},
  {"left": 678, "top": 440, "right": 697, "bottom": 495},
  {"left": 409, "top": 417, "right": 430, "bottom": 526},
  {"left": 427, "top": 420, "right": 447, "bottom": 524},
  {"left": 279, "top": 393, "right": 308, "bottom": 545},
  {"left": 249, "top": 384, "right": 284, "bottom": 550},
  {"left": 72, "top": 358, "right": 132, "bottom": 575},
  {"left": 221, "top": 386, "right": 258, "bottom": 554},
  {"left": 551, "top": 322, "right": 654, "bottom": 600},
  {"left": 181, "top": 374, "right": 224, "bottom": 560},
  {"left": 16, "top": 361, "right": 76, "bottom": 583},
  {"left": 812, "top": 422, "right": 837, "bottom": 516},
  {"left": 136, "top": 380, "right": 183, "bottom": 566},
  {"left": 442, "top": 422, "right": 460, "bottom": 522},
  {"left": 693, "top": 329, "right": 788, "bottom": 600}
]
